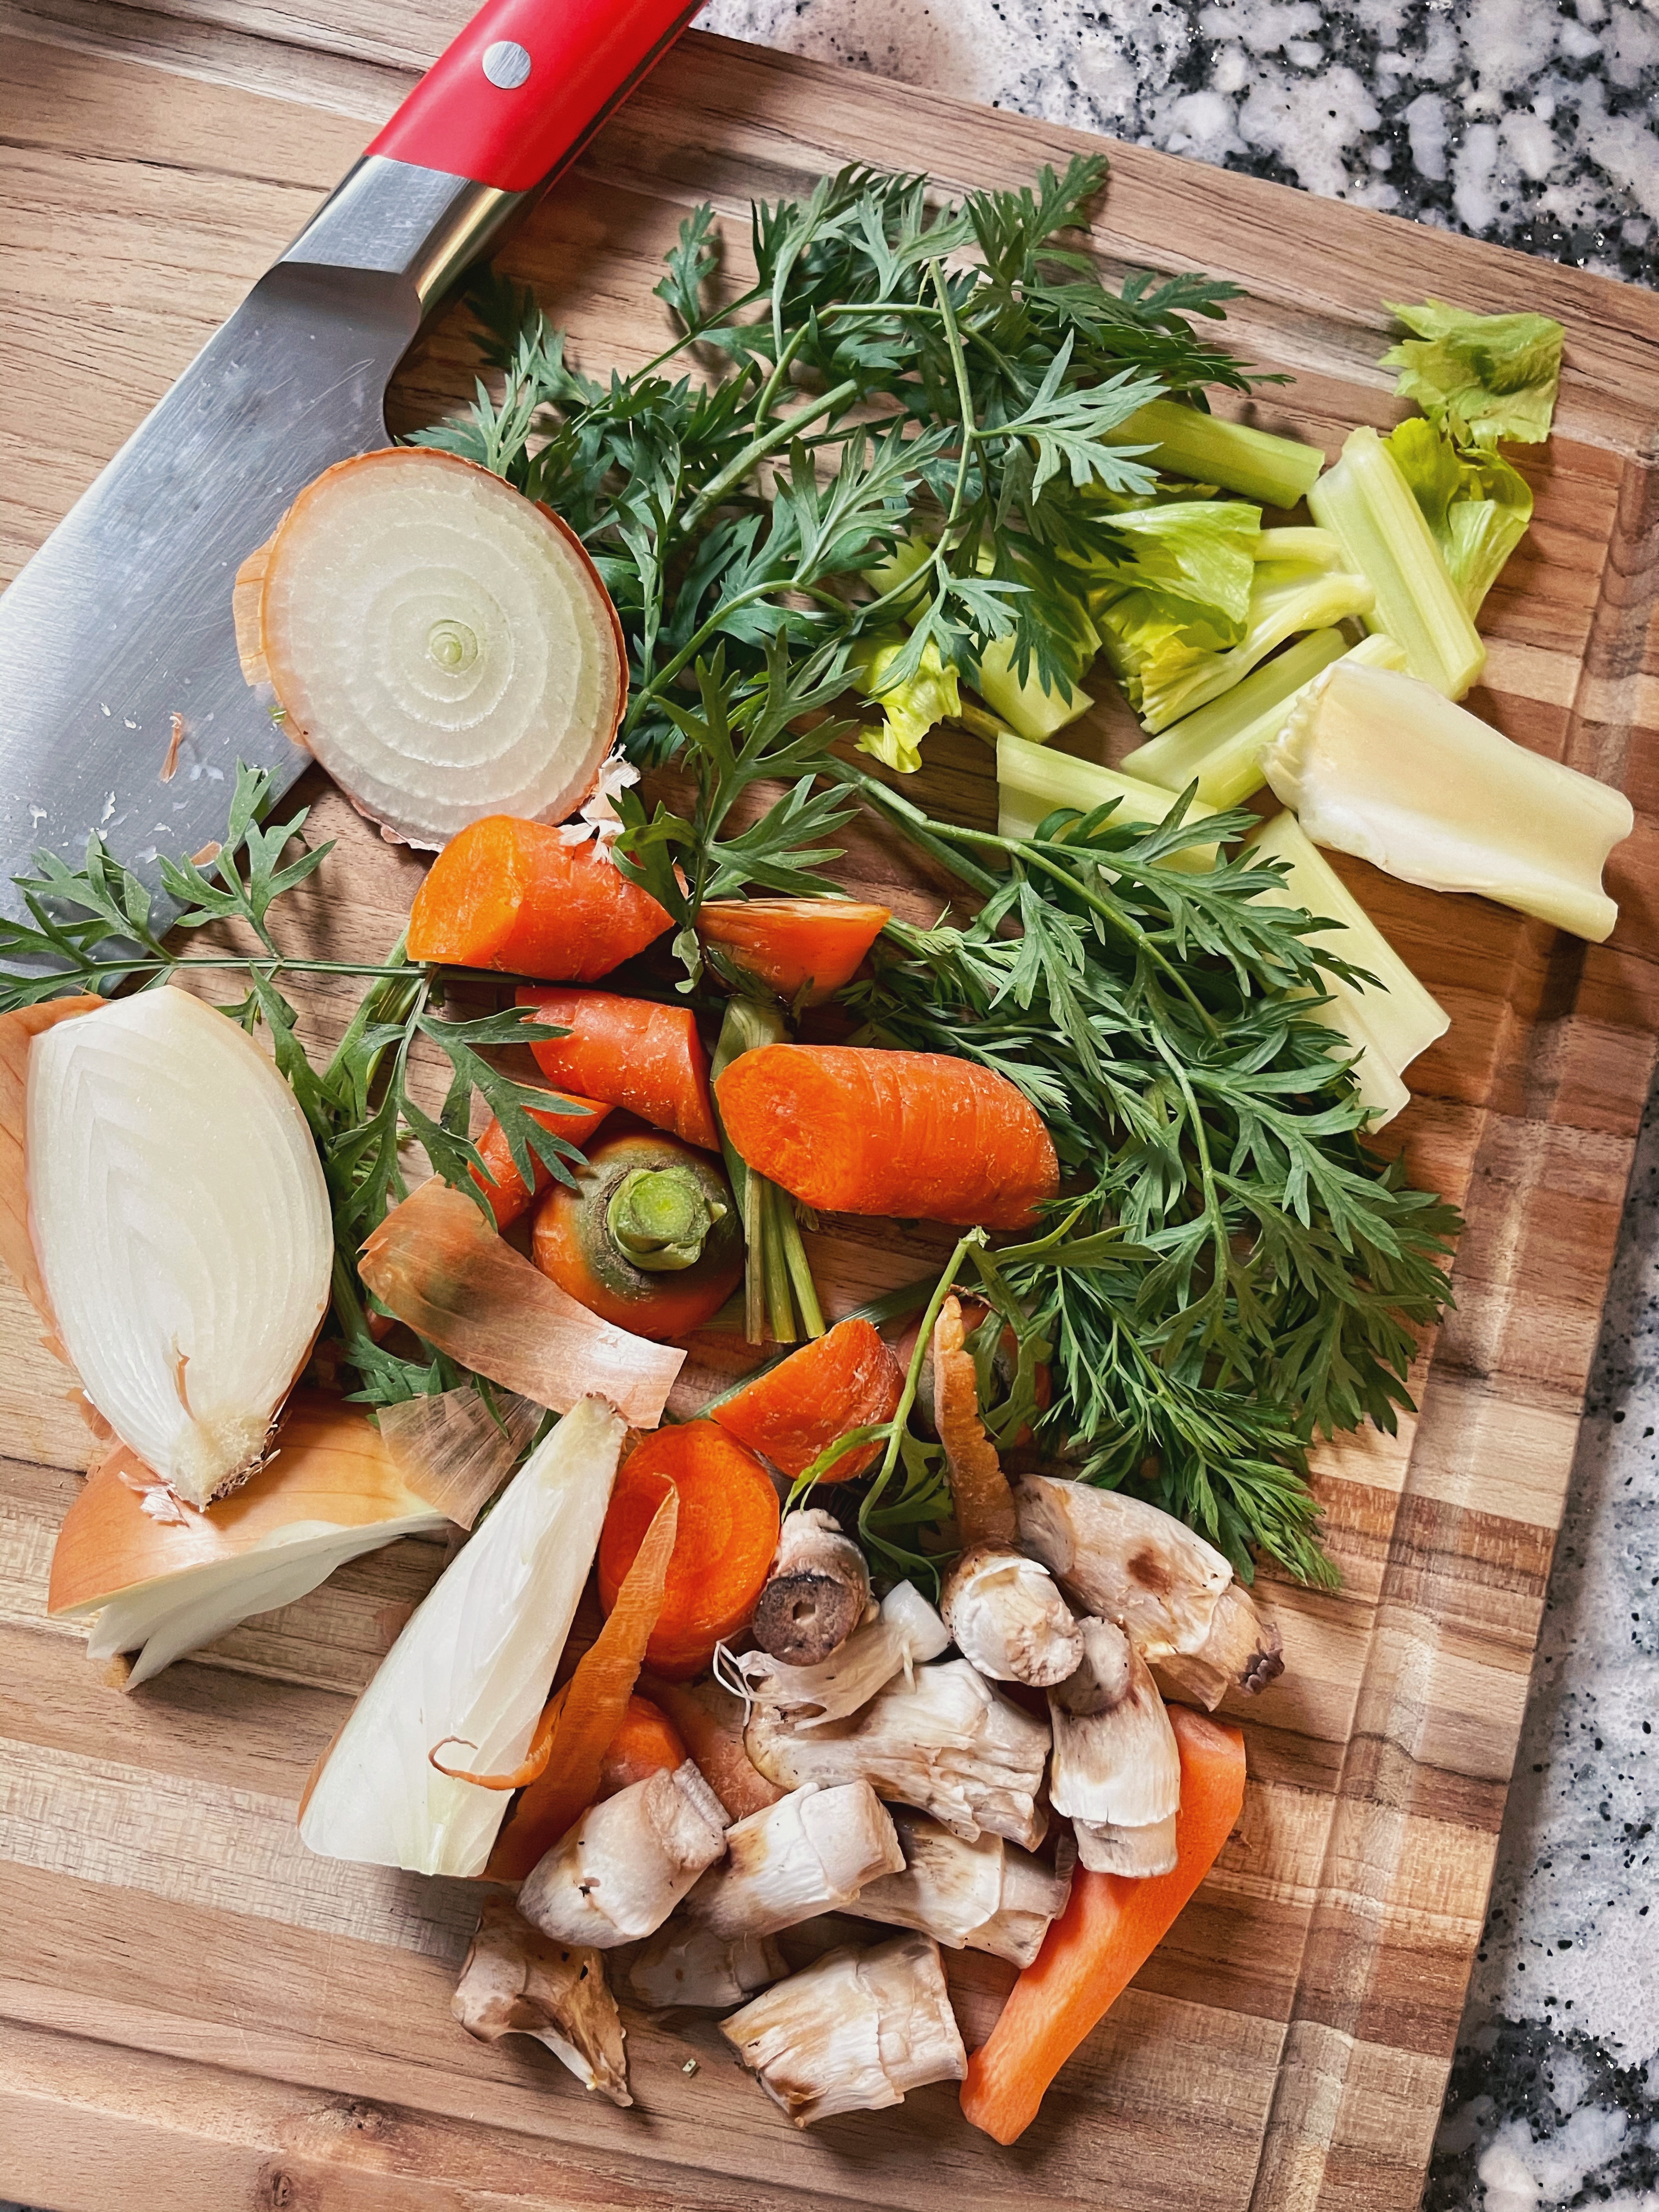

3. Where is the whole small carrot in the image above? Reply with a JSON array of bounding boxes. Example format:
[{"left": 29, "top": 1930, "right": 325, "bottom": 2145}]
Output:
[
  {"left": 471, "top": 1096, "right": 610, "bottom": 1228},
  {"left": 710, "top": 1316, "right": 904, "bottom": 1480},
  {"left": 516, "top": 986, "right": 719, "bottom": 1152},
  {"left": 408, "top": 817, "right": 672, "bottom": 979},
  {"left": 959, "top": 1705, "right": 1247, "bottom": 2145},
  {"left": 715, "top": 1043, "right": 1058, "bottom": 1231},
  {"left": 698, "top": 898, "right": 890, "bottom": 1004}
]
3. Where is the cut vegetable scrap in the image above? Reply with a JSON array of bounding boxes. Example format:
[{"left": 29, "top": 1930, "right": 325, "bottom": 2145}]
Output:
[
  {"left": 628, "top": 1926, "right": 786, "bottom": 2009},
  {"left": 0, "top": 995, "right": 103, "bottom": 1368},
  {"left": 721, "top": 1933, "right": 966, "bottom": 2128},
  {"left": 640, "top": 1669, "right": 786, "bottom": 1820},
  {"left": 853, "top": 631, "right": 962, "bottom": 772},
  {"left": 974, "top": 629, "right": 1094, "bottom": 745},
  {"left": 732, "top": 1579, "right": 950, "bottom": 1726},
  {"left": 1246, "top": 809, "right": 1449, "bottom": 1127},
  {"left": 1386, "top": 418, "right": 1533, "bottom": 619},
  {"left": 1120, "top": 630, "right": 1407, "bottom": 810},
  {"left": 470, "top": 1096, "right": 611, "bottom": 1228},
  {"left": 234, "top": 447, "right": 627, "bottom": 850},
  {"left": 374, "top": 1385, "right": 540, "bottom": 1529},
  {"left": 25, "top": 987, "right": 331, "bottom": 1509},
  {"left": 715, "top": 1043, "right": 1059, "bottom": 1232},
  {"left": 517, "top": 1759, "right": 729, "bottom": 1946},
  {"left": 751, "top": 1509, "right": 872, "bottom": 1667},
  {"left": 1265, "top": 659, "right": 1634, "bottom": 943},
  {"left": 531, "top": 1128, "right": 743, "bottom": 1341},
  {"left": 1081, "top": 499, "right": 1262, "bottom": 642},
  {"left": 1047, "top": 1618, "right": 1181, "bottom": 1877},
  {"left": 709, "top": 1316, "right": 905, "bottom": 1481},
  {"left": 960, "top": 1705, "right": 1247, "bottom": 2143},
  {"left": 595, "top": 1695, "right": 686, "bottom": 1801},
  {"left": 994, "top": 735, "right": 1219, "bottom": 871},
  {"left": 453, "top": 1896, "right": 630, "bottom": 2107},
  {"left": 1103, "top": 397, "right": 1325, "bottom": 509},
  {"left": 299, "top": 1395, "right": 624, "bottom": 1877},
  {"left": 516, "top": 986, "right": 719, "bottom": 1151},
  {"left": 484, "top": 1487, "right": 678, "bottom": 1880},
  {"left": 407, "top": 814, "right": 672, "bottom": 979},
  {"left": 844, "top": 1810, "right": 1075, "bottom": 1968},
  {"left": 1380, "top": 299, "right": 1564, "bottom": 452},
  {"left": 697, "top": 898, "right": 891, "bottom": 1006},
  {"left": 597, "top": 1421, "right": 780, "bottom": 1679},
  {"left": 1307, "top": 426, "right": 1485, "bottom": 699},
  {"left": 49, "top": 1395, "right": 454, "bottom": 1688},
  {"left": 358, "top": 1176, "right": 684, "bottom": 1427},
  {"left": 685, "top": 1779, "right": 904, "bottom": 1937}
]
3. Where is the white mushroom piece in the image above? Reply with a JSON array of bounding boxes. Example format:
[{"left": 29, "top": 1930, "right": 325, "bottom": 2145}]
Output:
[
  {"left": 1047, "top": 1615, "right": 1181, "bottom": 1877},
  {"left": 516, "top": 1761, "right": 728, "bottom": 1949},
  {"left": 728, "top": 1579, "right": 949, "bottom": 1726},
  {"left": 933, "top": 1295, "right": 1082, "bottom": 1688},
  {"left": 720, "top": 1933, "right": 966, "bottom": 2127},
  {"left": 843, "top": 1808, "right": 1075, "bottom": 1968},
  {"left": 751, "top": 1509, "right": 873, "bottom": 1666},
  {"left": 624, "top": 1925, "right": 787, "bottom": 2010},
  {"left": 1014, "top": 1474, "right": 1283, "bottom": 1704},
  {"left": 452, "top": 1897, "right": 630, "bottom": 2106},
  {"left": 684, "top": 1780, "right": 903, "bottom": 1938},
  {"left": 747, "top": 1655, "right": 1050, "bottom": 1849}
]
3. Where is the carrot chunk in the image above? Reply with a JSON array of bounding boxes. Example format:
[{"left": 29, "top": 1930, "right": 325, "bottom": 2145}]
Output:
[
  {"left": 516, "top": 987, "right": 719, "bottom": 1152},
  {"left": 470, "top": 1096, "right": 610, "bottom": 1228},
  {"left": 408, "top": 817, "right": 672, "bottom": 980},
  {"left": 598, "top": 1422, "right": 781, "bottom": 1679},
  {"left": 959, "top": 1705, "right": 1247, "bottom": 2145},
  {"left": 714, "top": 1043, "right": 1058, "bottom": 1231},
  {"left": 697, "top": 898, "right": 890, "bottom": 1003},
  {"left": 710, "top": 1316, "right": 904, "bottom": 1480},
  {"left": 595, "top": 1695, "right": 686, "bottom": 1800}
]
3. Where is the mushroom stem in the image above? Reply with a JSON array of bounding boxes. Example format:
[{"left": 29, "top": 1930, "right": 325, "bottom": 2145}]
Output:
[
  {"left": 452, "top": 1897, "right": 630, "bottom": 2105},
  {"left": 731, "top": 1579, "right": 949, "bottom": 1726},
  {"left": 751, "top": 1509, "right": 873, "bottom": 1667},
  {"left": 625, "top": 1925, "right": 786, "bottom": 2010},
  {"left": 1074, "top": 1812, "right": 1178, "bottom": 1877},
  {"left": 843, "top": 1809, "right": 1075, "bottom": 1968},
  {"left": 1153, "top": 1579, "right": 1285, "bottom": 1708},
  {"left": 943, "top": 1544, "right": 1082, "bottom": 1688},
  {"left": 1015, "top": 1474, "right": 1234, "bottom": 1661},
  {"left": 686, "top": 1780, "right": 903, "bottom": 1937},
  {"left": 516, "top": 1760, "right": 728, "bottom": 1948},
  {"left": 1048, "top": 1618, "right": 1181, "bottom": 1877},
  {"left": 720, "top": 1933, "right": 966, "bottom": 2128}
]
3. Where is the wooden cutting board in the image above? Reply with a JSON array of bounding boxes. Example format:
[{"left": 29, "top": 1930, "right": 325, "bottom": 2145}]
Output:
[{"left": 2, "top": 12, "right": 1657, "bottom": 2210}]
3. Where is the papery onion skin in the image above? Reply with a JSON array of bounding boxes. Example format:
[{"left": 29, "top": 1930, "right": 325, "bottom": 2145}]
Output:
[
  {"left": 26, "top": 988, "right": 332, "bottom": 1509},
  {"left": 236, "top": 449, "right": 627, "bottom": 850}
]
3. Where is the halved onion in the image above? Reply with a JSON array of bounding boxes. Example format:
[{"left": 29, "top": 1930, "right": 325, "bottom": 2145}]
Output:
[
  {"left": 235, "top": 448, "right": 626, "bottom": 849},
  {"left": 25, "top": 987, "right": 332, "bottom": 1509},
  {"left": 47, "top": 1393, "right": 502, "bottom": 1688}
]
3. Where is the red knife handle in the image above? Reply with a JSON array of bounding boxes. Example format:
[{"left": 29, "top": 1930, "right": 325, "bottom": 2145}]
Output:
[{"left": 368, "top": 0, "right": 704, "bottom": 195}]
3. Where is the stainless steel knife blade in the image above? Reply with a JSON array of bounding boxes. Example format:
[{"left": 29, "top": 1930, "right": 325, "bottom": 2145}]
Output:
[{"left": 0, "top": 158, "right": 523, "bottom": 921}]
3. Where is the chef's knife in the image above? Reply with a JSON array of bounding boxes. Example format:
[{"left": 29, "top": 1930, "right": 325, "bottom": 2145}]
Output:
[{"left": 0, "top": 0, "right": 703, "bottom": 922}]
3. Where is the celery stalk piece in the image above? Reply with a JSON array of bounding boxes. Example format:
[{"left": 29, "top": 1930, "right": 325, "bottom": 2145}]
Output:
[
  {"left": 1247, "top": 810, "right": 1449, "bottom": 1126},
  {"left": 974, "top": 636, "right": 1093, "bottom": 743},
  {"left": 1127, "top": 565, "right": 1374, "bottom": 734},
  {"left": 1266, "top": 661, "right": 1634, "bottom": 943},
  {"left": 1254, "top": 528, "right": 1343, "bottom": 569},
  {"left": 1103, "top": 398, "right": 1325, "bottom": 509},
  {"left": 1123, "top": 631, "right": 1407, "bottom": 809},
  {"left": 1307, "top": 426, "right": 1485, "bottom": 699},
  {"left": 996, "top": 735, "right": 1219, "bottom": 871}
]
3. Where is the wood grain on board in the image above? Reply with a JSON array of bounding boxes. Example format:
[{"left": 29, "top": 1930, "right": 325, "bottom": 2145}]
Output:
[{"left": 1, "top": 10, "right": 1657, "bottom": 2211}]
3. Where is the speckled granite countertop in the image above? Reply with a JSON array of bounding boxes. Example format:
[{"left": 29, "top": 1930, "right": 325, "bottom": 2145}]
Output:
[{"left": 703, "top": 10, "right": 1659, "bottom": 2208}]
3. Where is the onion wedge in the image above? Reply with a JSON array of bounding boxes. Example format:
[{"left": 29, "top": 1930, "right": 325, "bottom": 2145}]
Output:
[
  {"left": 24, "top": 988, "right": 331, "bottom": 1508},
  {"left": 0, "top": 996, "right": 103, "bottom": 1370},
  {"left": 235, "top": 448, "right": 626, "bottom": 849},
  {"left": 299, "top": 1395, "right": 623, "bottom": 1876},
  {"left": 47, "top": 1393, "right": 493, "bottom": 1688},
  {"left": 359, "top": 1176, "right": 683, "bottom": 1427}
]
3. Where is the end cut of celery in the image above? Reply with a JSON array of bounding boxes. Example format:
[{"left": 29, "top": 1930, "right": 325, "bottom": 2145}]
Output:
[
  {"left": 1123, "top": 630, "right": 1407, "bottom": 810},
  {"left": 975, "top": 635, "right": 1093, "bottom": 743},
  {"left": 1105, "top": 398, "right": 1325, "bottom": 510},
  {"left": 1266, "top": 660, "right": 1634, "bottom": 943},
  {"left": 1307, "top": 426, "right": 1485, "bottom": 699},
  {"left": 1247, "top": 809, "right": 1449, "bottom": 1126},
  {"left": 996, "top": 734, "right": 1219, "bottom": 871}
]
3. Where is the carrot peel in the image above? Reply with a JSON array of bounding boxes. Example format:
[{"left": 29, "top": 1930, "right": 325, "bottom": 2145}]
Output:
[{"left": 959, "top": 1705, "right": 1246, "bottom": 2145}]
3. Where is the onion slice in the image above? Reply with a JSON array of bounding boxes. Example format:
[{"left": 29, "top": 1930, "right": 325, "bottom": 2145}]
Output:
[
  {"left": 0, "top": 996, "right": 103, "bottom": 1369},
  {"left": 48, "top": 1393, "right": 469, "bottom": 1688},
  {"left": 300, "top": 1394, "right": 624, "bottom": 1876},
  {"left": 235, "top": 448, "right": 626, "bottom": 849},
  {"left": 26, "top": 988, "right": 332, "bottom": 1508},
  {"left": 359, "top": 1177, "right": 684, "bottom": 1428}
]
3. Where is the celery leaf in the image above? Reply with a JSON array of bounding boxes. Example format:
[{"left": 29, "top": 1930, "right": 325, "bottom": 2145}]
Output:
[{"left": 1381, "top": 297, "right": 1564, "bottom": 450}]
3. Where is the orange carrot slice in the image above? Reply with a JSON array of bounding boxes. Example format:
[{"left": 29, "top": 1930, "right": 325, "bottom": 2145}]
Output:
[
  {"left": 959, "top": 1705, "right": 1247, "bottom": 2145},
  {"left": 710, "top": 1316, "right": 904, "bottom": 1481},
  {"left": 408, "top": 817, "right": 673, "bottom": 980},
  {"left": 697, "top": 898, "right": 890, "bottom": 1004},
  {"left": 516, "top": 986, "right": 719, "bottom": 1151},
  {"left": 595, "top": 1695, "right": 686, "bottom": 1800},
  {"left": 598, "top": 1423, "right": 780, "bottom": 1679},
  {"left": 714, "top": 1043, "right": 1058, "bottom": 1231},
  {"left": 483, "top": 1488, "right": 679, "bottom": 1877},
  {"left": 470, "top": 1096, "right": 611, "bottom": 1228}
]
